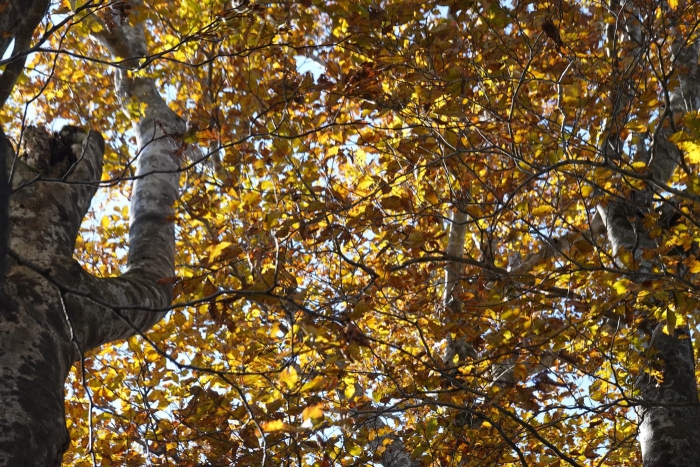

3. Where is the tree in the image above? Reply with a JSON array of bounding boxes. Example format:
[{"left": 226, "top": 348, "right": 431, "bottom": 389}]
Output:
[{"left": 1, "top": 0, "right": 700, "bottom": 465}]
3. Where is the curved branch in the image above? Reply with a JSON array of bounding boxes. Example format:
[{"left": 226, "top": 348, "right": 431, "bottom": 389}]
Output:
[{"left": 0, "top": 0, "right": 51, "bottom": 108}]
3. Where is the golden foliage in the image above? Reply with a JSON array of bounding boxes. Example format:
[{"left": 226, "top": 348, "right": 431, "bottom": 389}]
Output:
[{"left": 6, "top": 0, "right": 700, "bottom": 465}]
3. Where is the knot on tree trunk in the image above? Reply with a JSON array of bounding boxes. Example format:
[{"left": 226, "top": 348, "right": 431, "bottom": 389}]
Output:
[
  {"left": 10, "top": 126, "right": 104, "bottom": 264},
  {"left": 21, "top": 125, "right": 90, "bottom": 179}
]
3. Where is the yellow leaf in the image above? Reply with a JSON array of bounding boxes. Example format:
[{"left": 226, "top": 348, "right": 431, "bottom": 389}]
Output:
[
  {"left": 668, "top": 0, "right": 678, "bottom": 9},
  {"left": 101, "top": 216, "right": 110, "bottom": 229},
  {"left": 208, "top": 241, "right": 231, "bottom": 263},
  {"left": 301, "top": 376, "right": 327, "bottom": 392},
  {"left": 664, "top": 309, "right": 677, "bottom": 335},
  {"left": 279, "top": 366, "right": 298, "bottom": 389},
  {"left": 302, "top": 403, "right": 324, "bottom": 421},
  {"left": 347, "top": 443, "right": 362, "bottom": 456},
  {"left": 531, "top": 205, "right": 554, "bottom": 216},
  {"left": 262, "top": 420, "right": 288, "bottom": 432},
  {"left": 612, "top": 279, "right": 641, "bottom": 295},
  {"left": 681, "top": 141, "right": 700, "bottom": 164},
  {"left": 689, "top": 260, "right": 700, "bottom": 273},
  {"left": 627, "top": 119, "right": 647, "bottom": 132},
  {"left": 344, "top": 384, "right": 355, "bottom": 399},
  {"left": 357, "top": 175, "right": 375, "bottom": 192}
]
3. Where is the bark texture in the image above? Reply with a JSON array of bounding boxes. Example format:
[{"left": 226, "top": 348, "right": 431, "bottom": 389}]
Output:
[
  {"left": 0, "top": 0, "right": 51, "bottom": 108},
  {"left": 636, "top": 328, "right": 700, "bottom": 467},
  {"left": 0, "top": 2, "right": 184, "bottom": 464},
  {"left": 0, "top": 130, "right": 10, "bottom": 288}
]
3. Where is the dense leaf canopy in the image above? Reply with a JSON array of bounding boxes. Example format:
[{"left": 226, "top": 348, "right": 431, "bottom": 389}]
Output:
[{"left": 3, "top": 0, "right": 700, "bottom": 465}]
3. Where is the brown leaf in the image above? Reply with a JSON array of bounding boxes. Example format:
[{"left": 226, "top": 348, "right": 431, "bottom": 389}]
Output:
[
  {"left": 343, "top": 322, "right": 371, "bottom": 347},
  {"left": 156, "top": 276, "right": 179, "bottom": 285},
  {"left": 542, "top": 17, "right": 565, "bottom": 49}
]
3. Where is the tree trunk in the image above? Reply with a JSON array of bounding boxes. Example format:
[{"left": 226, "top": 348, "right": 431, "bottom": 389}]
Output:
[
  {"left": 0, "top": 2, "right": 185, "bottom": 463},
  {"left": 636, "top": 328, "right": 700, "bottom": 466}
]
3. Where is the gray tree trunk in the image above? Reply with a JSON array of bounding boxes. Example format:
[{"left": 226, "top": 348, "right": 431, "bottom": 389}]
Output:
[
  {"left": 0, "top": 1, "right": 185, "bottom": 464},
  {"left": 636, "top": 328, "right": 700, "bottom": 466}
]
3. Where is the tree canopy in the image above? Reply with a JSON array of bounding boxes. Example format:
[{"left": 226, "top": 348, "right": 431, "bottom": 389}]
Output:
[{"left": 2, "top": 0, "right": 700, "bottom": 465}]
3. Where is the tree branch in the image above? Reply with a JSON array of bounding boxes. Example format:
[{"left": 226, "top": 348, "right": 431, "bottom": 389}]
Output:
[{"left": 0, "top": 0, "right": 51, "bottom": 108}]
